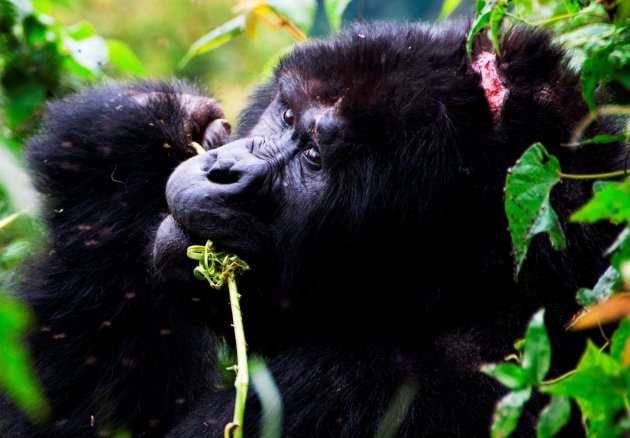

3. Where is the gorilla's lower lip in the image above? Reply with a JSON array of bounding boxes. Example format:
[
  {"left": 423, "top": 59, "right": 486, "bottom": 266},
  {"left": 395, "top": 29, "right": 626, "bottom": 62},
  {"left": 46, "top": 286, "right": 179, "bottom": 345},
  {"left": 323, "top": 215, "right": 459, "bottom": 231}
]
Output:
[{"left": 152, "top": 215, "right": 196, "bottom": 276}]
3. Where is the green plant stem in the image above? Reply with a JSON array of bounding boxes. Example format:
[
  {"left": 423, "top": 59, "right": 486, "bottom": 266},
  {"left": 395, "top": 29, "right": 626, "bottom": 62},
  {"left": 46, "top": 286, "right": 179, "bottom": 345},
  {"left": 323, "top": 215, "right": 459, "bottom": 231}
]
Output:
[
  {"left": 560, "top": 170, "right": 629, "bottom": 180},
  {"left": 225, "top": 274, "right": 248, "bottom": 438}
]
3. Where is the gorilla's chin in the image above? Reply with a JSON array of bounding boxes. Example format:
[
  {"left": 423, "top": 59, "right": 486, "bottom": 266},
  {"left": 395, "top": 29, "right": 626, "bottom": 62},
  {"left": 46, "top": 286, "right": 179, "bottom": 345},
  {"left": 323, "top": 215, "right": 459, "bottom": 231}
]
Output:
[{"left": 152, "top": 214, "right": 197, "bottom": 281}]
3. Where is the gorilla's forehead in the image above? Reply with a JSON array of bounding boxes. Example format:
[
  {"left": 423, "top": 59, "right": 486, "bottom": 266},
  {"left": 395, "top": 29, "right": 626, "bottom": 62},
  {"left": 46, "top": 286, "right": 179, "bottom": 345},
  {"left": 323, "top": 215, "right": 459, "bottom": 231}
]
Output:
[{"left": 274, "top": 21, "right": 470, "bottom": 115}]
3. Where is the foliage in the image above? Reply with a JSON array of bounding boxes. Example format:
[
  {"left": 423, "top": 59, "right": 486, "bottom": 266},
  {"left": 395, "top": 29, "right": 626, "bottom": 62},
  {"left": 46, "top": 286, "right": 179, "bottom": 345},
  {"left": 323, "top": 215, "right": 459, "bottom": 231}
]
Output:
[
  {"left": 505, "top": 143, "right": 566, "bottom": 277},
  {"left": 0, "top": 0, "right": 146, "bottom": 425},
  {"left": 470, "top": 0, "right": 630, "bottom": 436},
  {"left": 178, "top": 0, "right": 353, "bottom": 69},
  {"left": 0, "top": 0, "right": 144, "bottom": 141},
  {"left": 486, "top": 311, "right": 630, "bottom": 438},
  {"left": 467, "top": 0, "right": 630, "bottom": 113}
]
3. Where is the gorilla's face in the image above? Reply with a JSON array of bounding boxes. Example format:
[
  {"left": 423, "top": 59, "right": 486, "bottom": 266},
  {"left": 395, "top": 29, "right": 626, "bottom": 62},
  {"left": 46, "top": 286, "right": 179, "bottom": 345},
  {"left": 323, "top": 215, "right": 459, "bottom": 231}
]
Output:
[
  {"left": 154, "top": 23, "right": 485, "bottom": 289},
  {"left": 163, "top": 110, "right": 328, "bottom": 260}
]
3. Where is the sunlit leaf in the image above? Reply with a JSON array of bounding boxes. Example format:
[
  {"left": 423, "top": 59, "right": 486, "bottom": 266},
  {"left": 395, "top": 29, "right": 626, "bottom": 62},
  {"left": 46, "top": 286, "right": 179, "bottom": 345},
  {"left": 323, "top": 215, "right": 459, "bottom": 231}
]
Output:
[
  {"left": 61, "top": 55, "right": 98, "bottom": 78},
  {"left": 106, "top": 40, "right": 146, "bottom": 76},
  {"left": 31, "top": 0, "right": 51, "bottom": 14},
  {"left": 491, "top": 387, "right": 532, "bottom": 438},
  {"left": 178, "top": 14, "right": 247, "bottom": 69},
  {"left": 570, "top": 133, "right": 629, "bottom": 146},
  {"left": 505, "top": 143, "right": 565, "bottom": 277},
  {"left": 490, "top": 0, "right": 507, "bottom": 54},
  {"left": 537, "top": 396, "right": 571, "bottom": 438},
  {"left": 0, "top": 293, "right": 50, "bottom": 423},
  {"left": 562, "top": 0, "right": 581, "bottom": 14},
  {"left": 556, "top": 24, "right": 616, "bottom": 51},
  {"left": 481, "top": 363, "right": 527, "bottom": 389},
  {"left": 521, "top": 309, "right": 551, "bottom": 384},
  {"left": 572, "top": 295, "right": 630, "bottom": 329},
  {"left": 62, "top": 34, "right": 108, "bottom": 74},
  {"left": 64, "top": 20, "right": 97, "bottom": 40},
  {"left": 571, "top": 178, "right": 630, "bottom": 225},
  {"left": 611, "top": 317, "right": 630, "bottom": 365},
  {"left": 244, "top": 10, "right": 257, "bottom": 38},
  {"left": 266, "top": 0, "right": 317, "bottom": 34},
  {"left": 324, "top": 0, "right": 352, "bottom": 31},
  {"left": 610, "top": 44, "right": 630, "bottom": 69},
  {"left": 467, "top": 0, "right": 493, "bottom": 58},
  {"left": 576, "top": 265, "right": 620, "bottom": 307},
  {"left": 542, "top": 342, "right": 625, "bottom": 407},
  {"left": 438, "top": 0, "right": 464, "bottom": 21}
]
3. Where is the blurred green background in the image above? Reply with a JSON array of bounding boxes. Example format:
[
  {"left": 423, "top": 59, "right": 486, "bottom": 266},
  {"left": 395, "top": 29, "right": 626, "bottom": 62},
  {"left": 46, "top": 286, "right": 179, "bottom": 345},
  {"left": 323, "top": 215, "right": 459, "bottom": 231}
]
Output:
[{"left": 49, "top": 0, "right": 456, "bottom": 120}]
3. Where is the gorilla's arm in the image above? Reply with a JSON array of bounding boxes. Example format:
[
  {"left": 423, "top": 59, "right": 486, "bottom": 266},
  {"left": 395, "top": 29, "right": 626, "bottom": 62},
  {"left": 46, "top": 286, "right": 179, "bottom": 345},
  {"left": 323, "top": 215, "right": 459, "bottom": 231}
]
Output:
[{"left": 14, "top": 82, "right": 228, "bottom": 437}]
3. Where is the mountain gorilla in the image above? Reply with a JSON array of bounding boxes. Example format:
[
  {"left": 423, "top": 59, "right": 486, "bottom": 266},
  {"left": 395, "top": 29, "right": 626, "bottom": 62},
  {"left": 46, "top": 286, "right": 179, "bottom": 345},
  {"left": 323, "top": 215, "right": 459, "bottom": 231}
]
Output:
[{"left": 0, "top": 20, "right": 622, "bottom": 438}]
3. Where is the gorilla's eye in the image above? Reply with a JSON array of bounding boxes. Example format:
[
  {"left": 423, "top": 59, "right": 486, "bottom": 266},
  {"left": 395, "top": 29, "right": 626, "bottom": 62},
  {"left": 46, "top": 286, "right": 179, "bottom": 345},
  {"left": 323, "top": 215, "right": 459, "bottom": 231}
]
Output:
[
  {"left": 303, "top": 147, "right": 322, "bottom": 169},
  {"left": 283, "top": 109, "right": 295, "bottom": 127}
]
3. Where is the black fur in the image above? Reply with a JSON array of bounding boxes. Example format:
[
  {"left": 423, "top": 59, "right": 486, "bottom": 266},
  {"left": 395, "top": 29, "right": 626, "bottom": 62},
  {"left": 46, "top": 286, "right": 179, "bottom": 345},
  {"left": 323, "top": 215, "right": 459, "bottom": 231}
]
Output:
[{"left": 1, "top": 21, "right": 623, "bottom": 437}]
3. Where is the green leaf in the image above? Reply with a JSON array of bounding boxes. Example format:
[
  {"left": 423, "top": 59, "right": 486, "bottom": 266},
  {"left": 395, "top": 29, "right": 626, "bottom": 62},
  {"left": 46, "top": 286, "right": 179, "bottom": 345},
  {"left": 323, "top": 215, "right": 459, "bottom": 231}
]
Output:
[
  {"left": 521, "top": 309, "right": 551, "bottom": 384},
  {"left": 438, "top": 0, "right": 465, "bottom": 21},
  {"left": 31, "top": 0, "right": 50, "bottom": 14},
  {"left": 178, "top": 14, "right": 246, "bottom": 69},
  {"left": 62, "top": 34, "right": 108, "bottom": 75},
  {"left": 490, "top": 0, "right": 508, "bottom": 54},
  {"left": 542, "top": 342, "right": 625, "bottom": 406},
  {"left": 610, "top": 44, "right": 630, "bottom": 69},
  {"left": 266, "top": 0, "right": 317, "bottom": 35},
  {"left": 467, "top": 0, "right": 493, "bottom": 58},
  {"left": 556, "top": 24, "right": 616, "bottom": 51},
  {"left": 562, "top": 0, "right": 581, "bottom": 14},
  {"left": 505, "top": 143, "right": 566, "bottom": 277},
  {"left": 0, "top": 293, "right": 50, "bottom": 423},
  {"left": 4, "top": 83, "right": 45, "bottom": 130},
  {"left": 576, "top": 265, "right": 620, "bottom": 306},
  {"left": 481, "top": 363, "right": 527, "bottom": 389},
  {"left": 615, "top": 1, "right": 630, "bottom": 26},
  {"left": 324, "top": 0, "right": 352, "bottom": 31},
  {"left": 537, "top": 396, "right": 571, "bottom": 438},
  {"left": 572, "top": 133, "right": 629, "bottom": 146},
  {"left": 105, "top": 40, "right": 146, "bottom": 76},
  {"left": 491, "top": 387, "right": 532, "bottom": 438},
  {"left": 64, "top": 20, "right": 97, "bottom": 40},
  {"left": 611, "top": 317, "right": 630, "bottom": 364},
  {"left": 581, "top": 47, "right": 615, "bottom": 115},
  {"left": 571, "top": 179, "right": 630, "bottom": 224}
]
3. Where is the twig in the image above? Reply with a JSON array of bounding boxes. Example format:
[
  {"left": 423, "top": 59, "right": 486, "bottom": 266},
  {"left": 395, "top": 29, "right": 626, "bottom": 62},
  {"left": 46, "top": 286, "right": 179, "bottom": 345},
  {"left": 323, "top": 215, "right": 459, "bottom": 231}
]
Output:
[{"left": 187, "top": 241, "right": 249, "bottom": 437}]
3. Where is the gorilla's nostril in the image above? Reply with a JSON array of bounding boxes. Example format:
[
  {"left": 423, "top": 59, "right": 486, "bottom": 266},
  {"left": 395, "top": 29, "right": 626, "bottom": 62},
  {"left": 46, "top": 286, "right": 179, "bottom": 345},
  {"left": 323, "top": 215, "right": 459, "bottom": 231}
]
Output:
[{"left": 207, "top": 159, "right": 238, "bottom": 184}]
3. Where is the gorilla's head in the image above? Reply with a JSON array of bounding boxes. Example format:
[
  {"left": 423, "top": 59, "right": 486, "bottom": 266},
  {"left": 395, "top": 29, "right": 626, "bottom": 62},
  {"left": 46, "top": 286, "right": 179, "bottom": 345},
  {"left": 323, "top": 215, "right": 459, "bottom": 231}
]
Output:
[{"left": 153, "top": 21, "right": 578, "bottom": 338}]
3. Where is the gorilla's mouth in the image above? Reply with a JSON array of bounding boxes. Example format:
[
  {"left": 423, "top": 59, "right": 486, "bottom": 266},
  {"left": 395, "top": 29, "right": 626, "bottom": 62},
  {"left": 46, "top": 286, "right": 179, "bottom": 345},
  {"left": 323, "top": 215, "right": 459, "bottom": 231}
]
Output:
[{"left": 152, "top": 214, "right": 199, "bottom": 278}]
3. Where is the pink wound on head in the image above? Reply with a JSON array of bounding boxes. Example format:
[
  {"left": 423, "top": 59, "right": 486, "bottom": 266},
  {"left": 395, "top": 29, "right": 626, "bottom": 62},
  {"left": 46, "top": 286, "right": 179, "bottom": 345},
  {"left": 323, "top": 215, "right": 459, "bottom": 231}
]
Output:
[{"left": 472, "top": 52, "right": 508, "bottom": 115}]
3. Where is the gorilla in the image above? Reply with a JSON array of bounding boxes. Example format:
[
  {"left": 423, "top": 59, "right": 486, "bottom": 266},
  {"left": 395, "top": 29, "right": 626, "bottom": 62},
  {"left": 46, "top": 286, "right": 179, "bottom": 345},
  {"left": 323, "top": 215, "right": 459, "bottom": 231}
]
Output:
[{"left": 0, "top": 20, "right": 623, "bottom": 438}]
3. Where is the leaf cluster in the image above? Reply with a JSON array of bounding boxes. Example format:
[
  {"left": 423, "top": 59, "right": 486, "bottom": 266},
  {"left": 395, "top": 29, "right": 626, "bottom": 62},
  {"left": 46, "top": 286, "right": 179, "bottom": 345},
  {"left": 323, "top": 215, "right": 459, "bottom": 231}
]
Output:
[
  {"left": 467, "top": 1, "right": 630, "bottom": 436},
  {"left": 465, "top": 0, "right": 630, "bottom": 114},
  {"left": 487, "top": 311, "right": 630, "bottom": 438},
  {"left": 0, "top": 0, "right": 145, "bottom": 140},
  {"left": 187, "top": 240, "right": 250, "bottom": 289}
]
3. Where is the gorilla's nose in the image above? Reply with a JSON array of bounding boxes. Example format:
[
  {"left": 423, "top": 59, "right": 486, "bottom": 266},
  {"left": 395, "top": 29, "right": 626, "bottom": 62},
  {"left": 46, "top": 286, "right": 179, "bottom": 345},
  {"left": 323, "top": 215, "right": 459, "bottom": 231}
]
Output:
[{"left": 207, "top": 158, "right": 239, "bottom": 184}]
